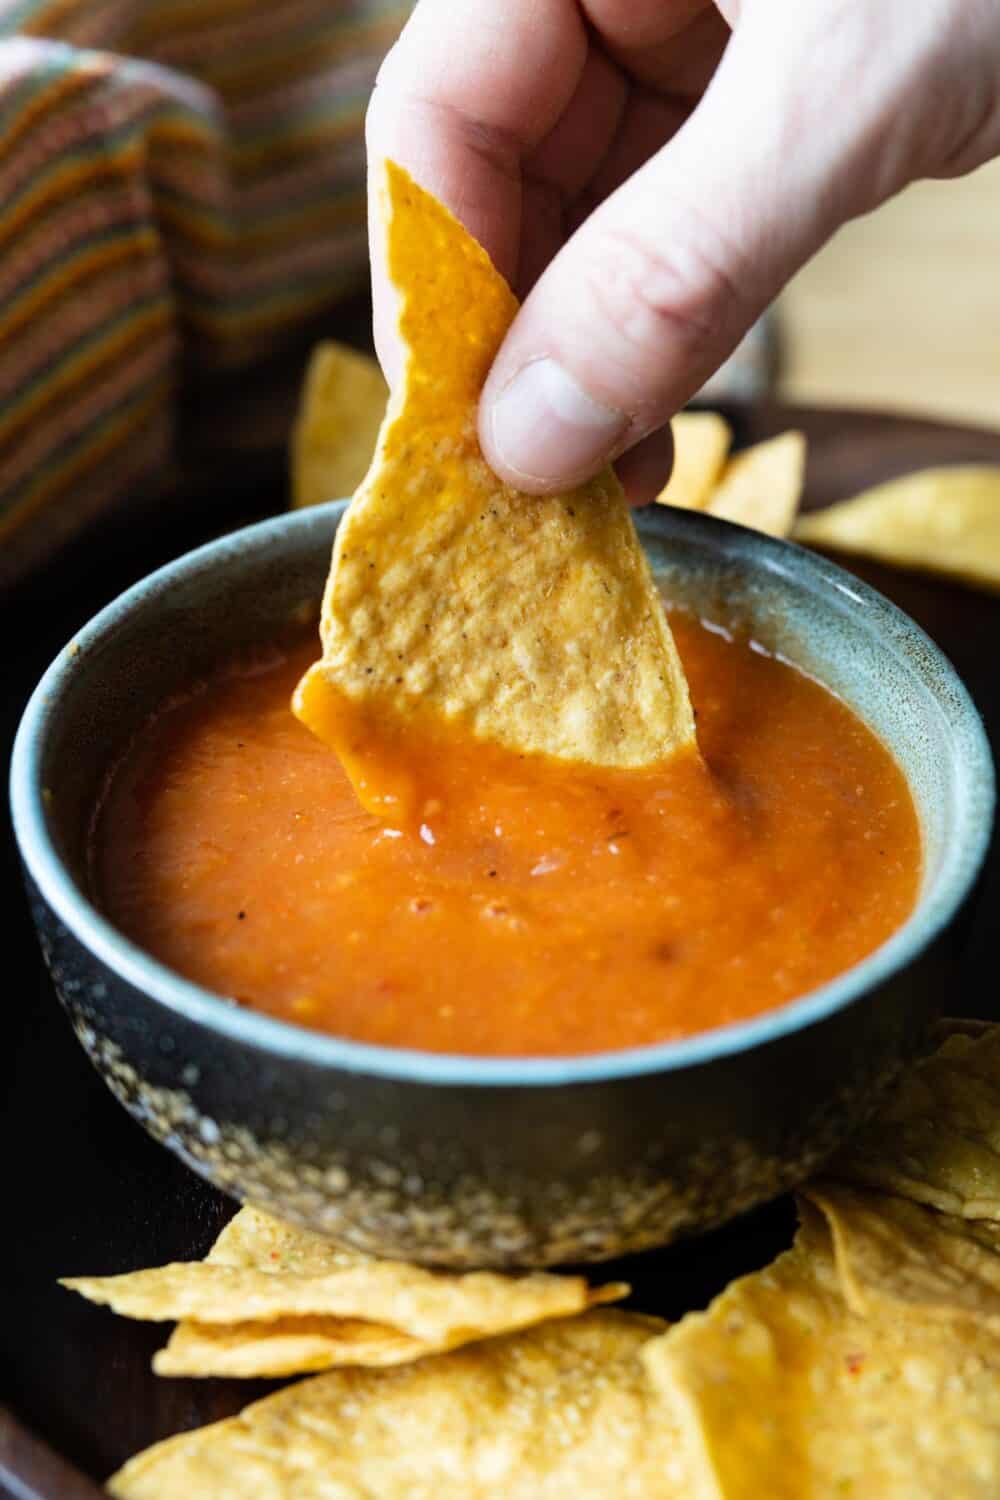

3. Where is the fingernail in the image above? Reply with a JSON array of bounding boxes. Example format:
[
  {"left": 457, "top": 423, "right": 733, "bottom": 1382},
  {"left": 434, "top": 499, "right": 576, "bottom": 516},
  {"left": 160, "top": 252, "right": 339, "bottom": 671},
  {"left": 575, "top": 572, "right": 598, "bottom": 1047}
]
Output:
[{"left": 487, "top": 358, "right": 627, "bottom": 486}]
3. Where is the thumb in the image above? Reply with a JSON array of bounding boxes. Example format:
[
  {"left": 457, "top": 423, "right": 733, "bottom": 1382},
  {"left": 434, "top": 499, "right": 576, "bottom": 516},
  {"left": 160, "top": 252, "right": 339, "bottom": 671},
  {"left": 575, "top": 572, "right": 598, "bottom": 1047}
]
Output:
[{"left": 478, "top": 9, "right": 910, "bottom": 493}]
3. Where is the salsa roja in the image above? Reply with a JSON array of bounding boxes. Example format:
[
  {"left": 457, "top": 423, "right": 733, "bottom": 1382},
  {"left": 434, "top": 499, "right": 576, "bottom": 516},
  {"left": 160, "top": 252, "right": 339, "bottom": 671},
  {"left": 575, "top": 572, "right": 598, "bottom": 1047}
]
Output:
[{"left": 93, "top": 613, "right": 921, "bottom": 1056}]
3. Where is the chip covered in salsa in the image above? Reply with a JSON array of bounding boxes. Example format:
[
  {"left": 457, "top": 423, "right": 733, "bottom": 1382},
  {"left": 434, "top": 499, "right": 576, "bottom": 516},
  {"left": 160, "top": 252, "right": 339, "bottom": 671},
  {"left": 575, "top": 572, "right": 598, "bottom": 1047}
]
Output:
[{"left": 293, "top": 161, "right": 696, "bottom": 807}]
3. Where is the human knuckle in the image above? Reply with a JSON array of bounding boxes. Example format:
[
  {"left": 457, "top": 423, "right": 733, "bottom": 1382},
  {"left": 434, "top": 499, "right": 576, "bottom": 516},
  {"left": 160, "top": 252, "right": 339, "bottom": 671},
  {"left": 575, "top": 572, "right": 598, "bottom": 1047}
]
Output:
[{"left": 580, "top": 214, "right": 746, "bottom": 372}]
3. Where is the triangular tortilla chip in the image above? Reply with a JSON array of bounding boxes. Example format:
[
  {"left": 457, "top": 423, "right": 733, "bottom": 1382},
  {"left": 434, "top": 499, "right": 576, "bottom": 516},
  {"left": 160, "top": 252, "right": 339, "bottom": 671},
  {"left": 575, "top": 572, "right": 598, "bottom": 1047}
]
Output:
[
  {"left": 157, "top": 1314, "right": 421, "bottom": 1377},
  {"left": 646, "top": 1207, "right": 1000, "bottom": 1500},
  {"left": 802, "top": 1180, "right": 1000, "bottom": 1331},
  {"left": 294, "top": 162, "right": 694, "bottom": 811},
  {"left": 828, "top": 1024, "right": 1000, "bottom": 1219},
  {"left": 794, "top": 465, "right": 1000, "bottom": 590},
  {"left": 61, "top": 1206, "right": 627, "bottom": 1378},
  {"left": 706, "top": 431, "right": 805, "bottom": 537},
  {"left": 292, "top": 341, "right": 388, "bottom": 508},
  {"left": 655, "top": 412, "right": 732, "bottom": 510},
  {"left": 108, "top": 1312, "right": 685, "bottom": 1500}
]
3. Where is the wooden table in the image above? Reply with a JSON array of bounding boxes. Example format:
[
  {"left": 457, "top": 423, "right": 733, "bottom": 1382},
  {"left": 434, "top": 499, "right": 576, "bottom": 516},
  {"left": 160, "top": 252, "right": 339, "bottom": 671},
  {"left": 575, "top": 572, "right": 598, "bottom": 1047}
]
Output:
[{"left": 780, "top": 157, "right": 1000, "bottom": 429}]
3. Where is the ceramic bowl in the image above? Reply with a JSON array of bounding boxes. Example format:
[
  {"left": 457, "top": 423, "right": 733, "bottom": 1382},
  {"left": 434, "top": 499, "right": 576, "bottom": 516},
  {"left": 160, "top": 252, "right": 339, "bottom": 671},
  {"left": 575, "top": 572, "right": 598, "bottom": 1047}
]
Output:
[{"left": 10, "top": 502, "right": 994, "bottom": 1266}]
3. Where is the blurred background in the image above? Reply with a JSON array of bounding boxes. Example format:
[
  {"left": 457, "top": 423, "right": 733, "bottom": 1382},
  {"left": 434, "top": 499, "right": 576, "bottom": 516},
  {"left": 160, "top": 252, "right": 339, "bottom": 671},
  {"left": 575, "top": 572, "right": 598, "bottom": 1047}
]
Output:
[
  {"left": 780, "top": 157, "right": 1000, "bottom": 429},
  {"left": 1, "top": 0, "right": 999, "bottom": 591}
]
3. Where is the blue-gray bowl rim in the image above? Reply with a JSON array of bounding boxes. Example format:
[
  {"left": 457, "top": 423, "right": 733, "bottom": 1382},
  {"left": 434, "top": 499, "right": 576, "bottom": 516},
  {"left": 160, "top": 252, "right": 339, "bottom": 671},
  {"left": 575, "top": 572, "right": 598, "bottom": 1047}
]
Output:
[{"left": 10, "top": 500, "right": 995, "bottom": 1089}]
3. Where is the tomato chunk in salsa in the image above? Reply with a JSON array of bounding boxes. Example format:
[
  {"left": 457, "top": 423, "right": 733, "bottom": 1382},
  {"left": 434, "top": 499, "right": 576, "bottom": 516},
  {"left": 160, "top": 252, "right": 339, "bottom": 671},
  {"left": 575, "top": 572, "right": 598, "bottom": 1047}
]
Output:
[{"left": 93, "top": 612, "right": 920, "bottom": 1056}]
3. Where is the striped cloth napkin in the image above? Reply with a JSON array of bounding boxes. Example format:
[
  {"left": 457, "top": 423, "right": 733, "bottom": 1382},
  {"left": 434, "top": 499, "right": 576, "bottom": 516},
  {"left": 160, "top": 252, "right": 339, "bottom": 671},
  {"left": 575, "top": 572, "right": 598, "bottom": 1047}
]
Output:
[{"left": 0, "top": 0, "right": 407, "bottom": 588}]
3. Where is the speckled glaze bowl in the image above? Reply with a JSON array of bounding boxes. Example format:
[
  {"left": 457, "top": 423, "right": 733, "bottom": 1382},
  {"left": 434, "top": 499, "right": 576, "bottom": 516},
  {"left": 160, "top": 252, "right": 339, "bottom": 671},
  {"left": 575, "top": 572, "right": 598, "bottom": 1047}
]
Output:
[{"left": 11, "top": 502, "right": 994, "bottom": 1267}]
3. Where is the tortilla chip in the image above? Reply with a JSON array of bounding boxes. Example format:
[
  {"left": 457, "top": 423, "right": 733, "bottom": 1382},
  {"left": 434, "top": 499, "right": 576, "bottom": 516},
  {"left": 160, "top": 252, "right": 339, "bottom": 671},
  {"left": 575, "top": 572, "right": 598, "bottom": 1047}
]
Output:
[
  {"left": 705, "top": 431, "right": 806, "bottom": 538},
  {"left": 291, "top": 342, "right": 388, "bottom": 508},
  {"left": 794, "top": 465, "right": 1000, "bottom": 590},
  {"left": 156, "top": 1207, "right": 424, "bottom": 1375},
  {"left": 829, "top": 1024, "right": 1000, "bottom": 1219},
  {"left": 646, "top": 1206, "right": 1000, "bottom": 1499},
  {"left": 655, "top": 412, "right": 732, "bottom": 510},
  {"left": 293, "top": 162, "right": 695, "bottom": 805},
  {"left": 156, "top": 1315, "right": 422, "bottom": 1378},
  {"left": 108, "top": 1311, "right": 687, "bottom": 1500},
  {"left": 64, "top": 1259, "right": 622, "bottom": 1331},
  {"left": 803, "top": 1180, "right": 1000, "bottom": 1330},
  {"left": 61, "top": 1206, "right": 627, "bottom": 1378}
]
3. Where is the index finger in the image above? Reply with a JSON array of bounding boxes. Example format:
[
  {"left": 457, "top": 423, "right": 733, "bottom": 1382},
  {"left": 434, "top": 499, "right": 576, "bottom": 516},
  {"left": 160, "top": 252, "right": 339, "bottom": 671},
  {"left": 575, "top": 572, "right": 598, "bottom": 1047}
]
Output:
[{"left": 365, "top": 0, "right": 588, "bottom": 382}]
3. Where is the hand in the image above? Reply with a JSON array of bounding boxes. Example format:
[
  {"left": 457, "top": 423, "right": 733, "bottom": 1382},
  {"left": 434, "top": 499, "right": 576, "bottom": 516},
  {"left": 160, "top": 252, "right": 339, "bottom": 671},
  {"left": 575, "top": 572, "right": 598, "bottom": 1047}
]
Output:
[{"left": 367, "top": 0, "right": 1000, "bottom": 500}]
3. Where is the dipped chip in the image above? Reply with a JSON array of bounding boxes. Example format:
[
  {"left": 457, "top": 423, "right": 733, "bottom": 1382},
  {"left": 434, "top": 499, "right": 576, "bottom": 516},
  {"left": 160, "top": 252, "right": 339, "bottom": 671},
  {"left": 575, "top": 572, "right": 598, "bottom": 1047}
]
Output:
[
  {"left": 803, "top": 1179, "right": 1000, "bottom": 1330},
  {"left": 292, "top": 341, "right": 388, "bottom": 508},
  {"left": 108, "top": 1310, "right": 686, "bottom": 1500},
  {"left": 656, "top": 411, "right": 732, "bottom": 510},
  {"left": 706, "top": 430, "right": 806, "bottom": 538},
  {"left": 646, "top": 1204, "right": 1000, "bottom": 1500},
  {"left": 61, "top": 1206, "right": 627, "bottom": 1377},
  {"left": 829, "top": 1023, "right": 1000, "bottom": 1219},
  {"left": 794, "top": 464, "right": 1000, "bottom": 591},
  {"left": 293, "top": 162, "right": 695, "bottom": 811}
]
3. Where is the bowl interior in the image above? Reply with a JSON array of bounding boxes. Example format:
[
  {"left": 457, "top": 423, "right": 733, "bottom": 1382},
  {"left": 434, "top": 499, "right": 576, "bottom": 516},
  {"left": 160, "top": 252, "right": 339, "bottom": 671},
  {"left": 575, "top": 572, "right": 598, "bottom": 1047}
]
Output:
[
  {"left": 642, "top": 516, "right": 989, "bottom": 908},
  {"left": 12, "top": 501, "right": 994, "bottom": 1078}
]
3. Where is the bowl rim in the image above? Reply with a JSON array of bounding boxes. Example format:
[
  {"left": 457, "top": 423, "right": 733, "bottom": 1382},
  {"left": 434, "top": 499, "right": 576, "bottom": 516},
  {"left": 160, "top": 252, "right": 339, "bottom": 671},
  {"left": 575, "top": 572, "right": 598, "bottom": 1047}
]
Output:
[{"left": 10, "top": 501, "right": 995, "bottom": 1088}]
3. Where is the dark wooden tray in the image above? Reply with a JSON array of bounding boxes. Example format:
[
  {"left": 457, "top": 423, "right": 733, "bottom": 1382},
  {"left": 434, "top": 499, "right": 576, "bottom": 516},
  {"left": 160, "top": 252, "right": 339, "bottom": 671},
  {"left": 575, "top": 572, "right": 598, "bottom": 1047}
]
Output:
[{"left": 3, "top": 400, "right": 1000, "bottom": 1496}]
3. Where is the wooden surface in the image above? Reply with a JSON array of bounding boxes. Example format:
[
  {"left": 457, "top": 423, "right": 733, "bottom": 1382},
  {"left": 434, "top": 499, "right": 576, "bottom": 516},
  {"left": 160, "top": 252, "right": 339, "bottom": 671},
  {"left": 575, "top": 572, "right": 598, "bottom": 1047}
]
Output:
[
  {"left": 0, "top": 1409, "right": 104, "bottom": 1500},
  {"left": 3, "top": 402, "right": 1000, "bottom": 1495},
  {"left": 780, "top": 157, "right": 1000, "bottom": 429}
]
